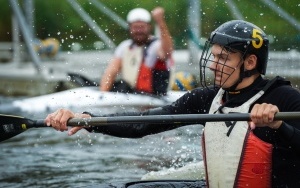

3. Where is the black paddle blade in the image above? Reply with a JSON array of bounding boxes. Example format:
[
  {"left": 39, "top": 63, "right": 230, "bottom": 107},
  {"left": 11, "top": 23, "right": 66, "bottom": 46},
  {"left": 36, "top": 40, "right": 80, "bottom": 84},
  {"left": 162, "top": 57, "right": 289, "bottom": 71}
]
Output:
[
  {"left": 98, "top": 180, "right": 206, "bottom": 188},
  {"left": 0, "top": 114, "right": 36, "bottom": 142},
  {"left": 68, "top": 72, "right": 98, "bottom": 87}
]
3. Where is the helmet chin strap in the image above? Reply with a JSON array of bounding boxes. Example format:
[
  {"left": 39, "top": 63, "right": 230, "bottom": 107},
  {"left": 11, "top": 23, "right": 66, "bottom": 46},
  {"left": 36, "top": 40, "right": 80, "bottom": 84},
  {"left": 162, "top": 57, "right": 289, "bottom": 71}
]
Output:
[{"left": 224, "top": 66, "right": 258, "bottom": 92}]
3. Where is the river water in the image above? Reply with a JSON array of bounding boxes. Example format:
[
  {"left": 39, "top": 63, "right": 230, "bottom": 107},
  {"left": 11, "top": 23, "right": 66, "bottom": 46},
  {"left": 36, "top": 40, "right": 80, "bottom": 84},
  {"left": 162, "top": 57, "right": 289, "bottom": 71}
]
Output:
[{"left": 0, "top": 101, "right": 203, "bottom": 188}]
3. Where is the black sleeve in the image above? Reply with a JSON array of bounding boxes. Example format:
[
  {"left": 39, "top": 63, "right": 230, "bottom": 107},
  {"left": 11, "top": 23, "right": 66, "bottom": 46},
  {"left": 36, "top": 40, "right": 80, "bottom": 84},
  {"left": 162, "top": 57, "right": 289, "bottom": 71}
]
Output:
[
  {"left": 84, "top": 87, "right": 216, "bottom": 138},
  {"left": 85, "top": 107, "right": 182, "bottom": 138},
  {"left": 162, "top": 87, "right": 217, "bottom": 114},
  {"left": 277, "top": 87, "right": 300, "bottom": 153},
  {"left": 278, "top": 122, "right": 300, "bottom": 150},
  {"left": 261, "top": 85, "right": 300, "bottom": 153}
]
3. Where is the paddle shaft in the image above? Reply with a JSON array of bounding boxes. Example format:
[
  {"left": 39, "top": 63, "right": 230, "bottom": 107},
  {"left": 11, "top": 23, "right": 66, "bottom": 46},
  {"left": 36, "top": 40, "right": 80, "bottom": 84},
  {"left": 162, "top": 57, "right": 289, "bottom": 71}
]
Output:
[
  {"left": 33, "top": 112, "right": 300, "bottom": 127},
  {"left": 1, "top": 112, "right": 299, "bottom": 143}
]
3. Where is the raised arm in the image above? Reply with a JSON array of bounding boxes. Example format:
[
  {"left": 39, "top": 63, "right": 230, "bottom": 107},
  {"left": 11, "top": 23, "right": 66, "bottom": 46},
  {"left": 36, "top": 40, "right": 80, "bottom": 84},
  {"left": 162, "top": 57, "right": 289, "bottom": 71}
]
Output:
[{"left": 151, "top": 7, "right": 173, "bottom": 59}]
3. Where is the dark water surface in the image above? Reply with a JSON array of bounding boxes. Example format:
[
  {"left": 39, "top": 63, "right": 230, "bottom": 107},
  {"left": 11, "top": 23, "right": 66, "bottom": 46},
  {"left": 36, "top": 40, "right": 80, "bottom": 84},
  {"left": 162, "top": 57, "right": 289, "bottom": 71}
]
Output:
[{"left": 0, "top": 102, "right": 203, "bottom": 188}]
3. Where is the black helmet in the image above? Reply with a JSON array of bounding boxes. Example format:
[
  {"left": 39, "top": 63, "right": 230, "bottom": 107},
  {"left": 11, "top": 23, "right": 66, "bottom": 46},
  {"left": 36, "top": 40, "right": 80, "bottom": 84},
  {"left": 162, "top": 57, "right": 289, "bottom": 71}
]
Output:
[{"left": 209, "top": 20, "right": 269, "bottom": 75}]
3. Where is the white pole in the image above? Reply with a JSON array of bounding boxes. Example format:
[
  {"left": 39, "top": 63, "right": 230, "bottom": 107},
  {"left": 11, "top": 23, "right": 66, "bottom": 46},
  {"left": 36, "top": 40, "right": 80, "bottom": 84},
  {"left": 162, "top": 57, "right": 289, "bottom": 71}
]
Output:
[{"left": 187, "top": 0, "right": 200, "bottom": 66}]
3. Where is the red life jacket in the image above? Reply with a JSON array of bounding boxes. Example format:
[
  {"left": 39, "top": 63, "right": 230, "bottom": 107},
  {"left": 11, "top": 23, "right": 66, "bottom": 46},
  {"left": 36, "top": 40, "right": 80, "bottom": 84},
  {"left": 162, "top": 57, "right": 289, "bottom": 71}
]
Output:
[
  {"left": 136, "top": 62, "right": 153, "bottom": 93},
  {"left": 122, "top": 38, "right": 171, "bottom": 94},
  {"left": 136, "top": 58, "right": 168, "bottom": 93}
]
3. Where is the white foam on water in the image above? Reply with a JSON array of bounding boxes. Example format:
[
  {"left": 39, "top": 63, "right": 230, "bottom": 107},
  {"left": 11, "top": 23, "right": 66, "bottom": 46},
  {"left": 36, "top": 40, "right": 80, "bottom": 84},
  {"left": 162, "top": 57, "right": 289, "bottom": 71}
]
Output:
[{"left": 141, "top": 161, "right": 205, "bottom": 180}]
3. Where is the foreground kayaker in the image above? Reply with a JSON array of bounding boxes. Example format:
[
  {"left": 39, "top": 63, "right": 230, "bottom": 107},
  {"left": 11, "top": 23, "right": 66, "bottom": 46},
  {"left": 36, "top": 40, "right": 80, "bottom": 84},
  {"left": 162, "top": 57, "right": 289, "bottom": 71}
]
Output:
[{"left": 45, "top": 20, "right": 300, "bottom": 187}]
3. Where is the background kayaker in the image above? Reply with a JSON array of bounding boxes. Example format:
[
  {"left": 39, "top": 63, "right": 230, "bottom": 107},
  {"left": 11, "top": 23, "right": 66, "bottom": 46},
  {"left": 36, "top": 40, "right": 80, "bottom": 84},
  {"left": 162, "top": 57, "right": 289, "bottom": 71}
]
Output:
[
  {"left": 99, "top": 7, "right": 174, "bottom": 96},
  {"left": 46, "top": 20, "right": 300, "bottom": 187}
]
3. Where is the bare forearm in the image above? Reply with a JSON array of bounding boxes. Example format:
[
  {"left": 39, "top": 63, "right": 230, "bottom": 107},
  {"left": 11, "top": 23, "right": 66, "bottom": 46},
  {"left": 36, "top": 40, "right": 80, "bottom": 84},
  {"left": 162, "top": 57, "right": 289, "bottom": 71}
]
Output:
[
  {"left": 152, "top": 7, "right": 173, "bottom": 57},
  {"left": 100, "top": 58, "right": 121, "bottom": 91},
  {"left": 157, "top": 20, "right": 173, "bottom": 56},
  {"left": 100, "top": 72, "right": 115, "bottom": 91}
]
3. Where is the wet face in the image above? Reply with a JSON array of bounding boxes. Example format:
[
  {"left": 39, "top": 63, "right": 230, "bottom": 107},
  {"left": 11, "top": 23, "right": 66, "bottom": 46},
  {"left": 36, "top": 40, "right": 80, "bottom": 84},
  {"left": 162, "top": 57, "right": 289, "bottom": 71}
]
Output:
[
  {"left": 129, "top": 21, "right": 151, "bottom": 45},
  {"left": 209, "top": 44, "right": 243, "bottom": 89}
]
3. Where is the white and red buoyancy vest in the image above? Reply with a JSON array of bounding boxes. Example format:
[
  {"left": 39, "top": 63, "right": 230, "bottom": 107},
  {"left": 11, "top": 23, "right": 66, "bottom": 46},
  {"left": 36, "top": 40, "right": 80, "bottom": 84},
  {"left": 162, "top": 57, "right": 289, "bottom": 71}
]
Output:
[
  {"left": 202, "top": 88, "right": 272, "bottom": 188},
  {"left": 121, "top": 40, "right": 173, "bottom": 93}
]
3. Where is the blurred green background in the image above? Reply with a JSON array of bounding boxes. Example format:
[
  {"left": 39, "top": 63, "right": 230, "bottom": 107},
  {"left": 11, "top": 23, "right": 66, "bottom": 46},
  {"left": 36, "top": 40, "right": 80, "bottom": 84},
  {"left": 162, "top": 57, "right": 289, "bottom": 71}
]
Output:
[{"left": 0, "top": 0, "right": 299, "bottom": 51}]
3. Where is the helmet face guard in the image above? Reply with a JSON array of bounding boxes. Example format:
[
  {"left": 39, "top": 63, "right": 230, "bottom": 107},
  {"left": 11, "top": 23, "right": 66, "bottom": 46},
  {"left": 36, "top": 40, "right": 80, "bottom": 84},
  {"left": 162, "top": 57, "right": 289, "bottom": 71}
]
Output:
[
  {"left": 199, "top": 20, "right": 269, "bottom": 90},
  {"left": 199, "top": 41, "right": 244, "bottom": 89}
]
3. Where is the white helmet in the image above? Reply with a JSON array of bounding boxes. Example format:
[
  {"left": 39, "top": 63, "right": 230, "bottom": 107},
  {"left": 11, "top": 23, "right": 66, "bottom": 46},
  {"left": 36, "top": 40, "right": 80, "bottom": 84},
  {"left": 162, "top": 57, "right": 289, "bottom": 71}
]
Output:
[{"left": 127, "top": 8, "right": 151, "bottom": 23}]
